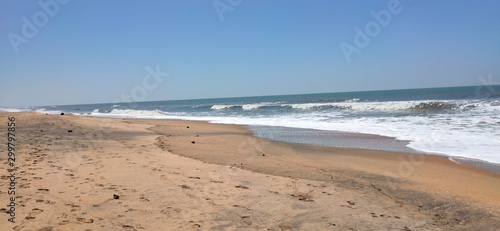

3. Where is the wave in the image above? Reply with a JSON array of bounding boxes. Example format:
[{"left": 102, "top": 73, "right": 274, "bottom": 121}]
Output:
[
  {"left": 312, "top": 98, "right": 360, "bottom": 103},
  {"left": 210, "top": 102, "right": 277, "bottom": 111},
  {"left": 286, "top": 103, "right": 349, "bottom": 110},
  {"left": 208, "top": 100, "right": 489, "bottom": 113},
  {"left": 408, "top": 102, "right": 457, "bottom": 110},
  {"left": 242, "top": 103, "right": 268, "bottom": 110},
  {"left": 0, "top": 107, "right": 30, "bottom": 112},
  {"left": 210, "top": 105, "right": 242, "bottom": 110},
  {"left": 210, "top": 103, "right": 346, "bottom": 111},
  {"left": 90, "top": 109, "right": 169, "bottom": 119},
  {"left": 344, "top": 101, "right": 457, "bottom": 112}
]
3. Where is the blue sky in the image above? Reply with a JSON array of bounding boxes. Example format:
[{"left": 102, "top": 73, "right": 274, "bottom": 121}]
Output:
[{"left": 1, "top": 0, "right": 499, "bottom": 106}]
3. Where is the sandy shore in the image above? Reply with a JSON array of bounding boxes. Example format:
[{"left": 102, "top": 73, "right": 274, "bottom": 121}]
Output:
[{"left": 0, "top": 112, "right": 499, "bottom": 230}]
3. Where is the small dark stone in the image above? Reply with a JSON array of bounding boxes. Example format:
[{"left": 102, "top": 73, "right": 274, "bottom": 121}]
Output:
[
  {"left": 113, "top": 194, "right": 120, "bottom": 199},
  {"left": 262, "top": 154, "right": 265, "bottom": 156},
  {"left": 60, "top": 113, "right": 65, "bottom": 115},
  {"left": 195, "top": 135, "right": 199, "bottom": 137},
  {"left": 68, "top": 130, "right": 73, "bottom": 133},
  {"left": 191, "top": 141, "right": 195, "bottom": 144},
  {"left": 186, "top": 126, "right": 190, "bottom": 128}
]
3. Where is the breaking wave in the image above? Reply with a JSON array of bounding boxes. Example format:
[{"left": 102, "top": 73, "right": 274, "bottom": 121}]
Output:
[{"left": 209, "top": 100, "right": 487, "bottom": 113}]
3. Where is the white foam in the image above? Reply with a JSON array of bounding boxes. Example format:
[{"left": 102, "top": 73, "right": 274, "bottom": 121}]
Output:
[
  {"left": 211, "top": 102, "right": 277, "bottom": 110},
  {"left": 242, "top": 103, "right": 270, "bottom": 110},
  {"left": 207, "top": 100, "right": 494, "bottom": 112},
  {"left": 283, "top": 100, "right": 492, "bottom": 112},
  {"left": 0, "top": 107, "right": 29, "bottom": 112},
  {"left": 91, "top": 109, "right": 169, "bottom": 119},
  {"left": 35, "top": 108, "right": 63, "bottom": 114},
  {"left": 211, "top": 105, "right": 236, "bottom": 110}
]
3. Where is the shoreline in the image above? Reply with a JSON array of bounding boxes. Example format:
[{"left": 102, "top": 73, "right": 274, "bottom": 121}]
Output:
[
  {"left": 247, "top": 124, "right": 500, "bottom": 174},
  {"left": 248, "top": 125, "right": 419, "bottom": 153},
  {"left": 90, "top": 113, "right": 500, "bottom": 174},
  {"left": 448, "top": 156, "right": 500, "bottom": 175},
  {"left": 1, "top": 112, "right": 499, "bottom": 230}
]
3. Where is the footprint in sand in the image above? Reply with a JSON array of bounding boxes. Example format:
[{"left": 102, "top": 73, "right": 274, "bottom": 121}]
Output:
[
  {"left": 235, "top": 185, "right": 249, "bottom": 189},
  {"left": 290, "top": 193, "right": 314, "bottom": 202},
  {"left": 122, "top": 225, "right": 137, "bottom": 230},
  {"left": 65, "top": 203, "right": 81, "bottom": 212},
  {"left": 76, "top": 217, "right": 94, "bottom": 223},
  {"left": 139, "top": 194, "right": 150, "bottom": 202},
  {"left": 24, "top": 207, "right": 45, "bottom": 220}
]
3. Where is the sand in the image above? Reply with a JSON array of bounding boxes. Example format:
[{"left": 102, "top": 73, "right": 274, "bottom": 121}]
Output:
[{"left": 0, "top": 112, "right": 499, "bottom": 230}]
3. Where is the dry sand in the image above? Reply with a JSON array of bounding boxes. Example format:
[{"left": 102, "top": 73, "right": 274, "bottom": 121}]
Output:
[{"left": 0, "top": 112, "right": 499, "bottom": 230}]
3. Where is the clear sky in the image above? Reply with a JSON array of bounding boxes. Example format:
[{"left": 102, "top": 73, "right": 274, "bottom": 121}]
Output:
[{"left": 1, "top": 0, "right": 499, "bottom": 107}]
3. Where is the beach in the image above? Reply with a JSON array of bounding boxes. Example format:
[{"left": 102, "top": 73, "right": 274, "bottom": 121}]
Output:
[{"left": 0, "top": 112, "right": 499, "bottom": 230}]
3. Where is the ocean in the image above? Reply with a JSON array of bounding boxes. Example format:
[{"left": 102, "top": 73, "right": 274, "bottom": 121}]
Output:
[{"left": 3, "top": 85, "right": 500, "bottom": 167}]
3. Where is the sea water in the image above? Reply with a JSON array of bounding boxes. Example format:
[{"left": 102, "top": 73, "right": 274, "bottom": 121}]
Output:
[{"left": 4, "top": 85, "right": 500, "bottom": 166}]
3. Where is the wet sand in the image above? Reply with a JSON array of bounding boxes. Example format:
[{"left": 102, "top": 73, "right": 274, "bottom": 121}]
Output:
[{"left": 0, "top": 112, "right": 499, "bottom": 230}]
